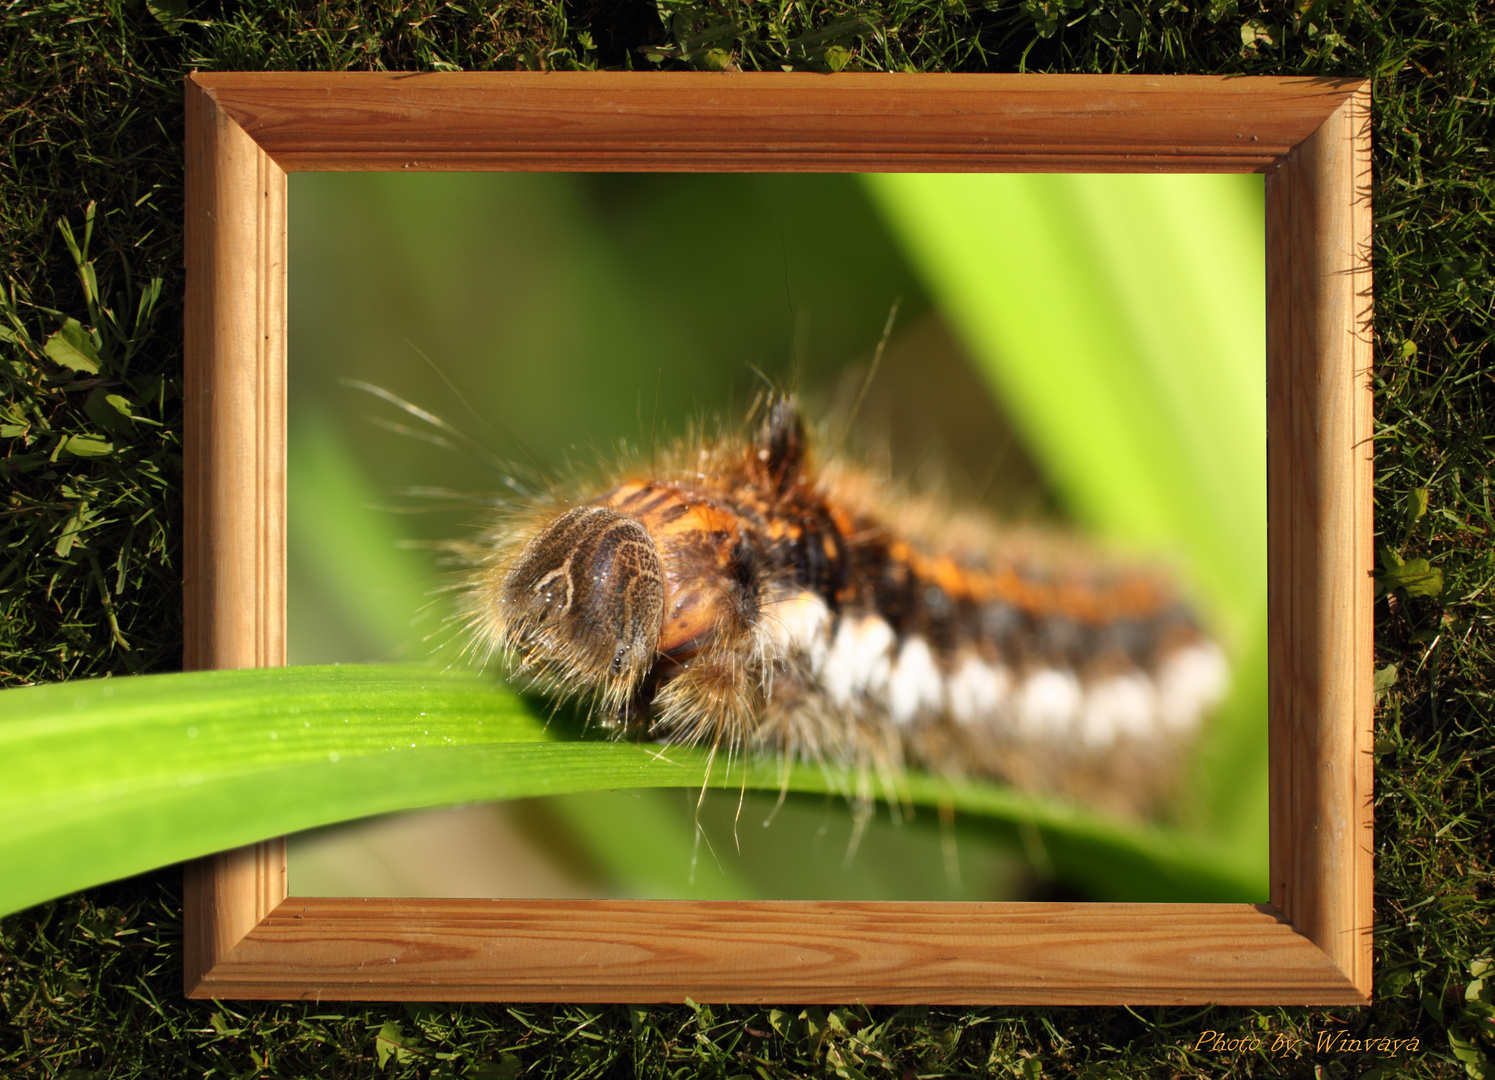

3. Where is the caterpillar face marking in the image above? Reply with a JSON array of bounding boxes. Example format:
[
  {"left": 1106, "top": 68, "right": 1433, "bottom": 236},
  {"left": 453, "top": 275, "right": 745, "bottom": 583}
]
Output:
[
  {"left": 498, "top": 506, "right": 665, "bottom": 713},
  {"left": 467, "top": 393, "right": 1228, "bottom": 816}
]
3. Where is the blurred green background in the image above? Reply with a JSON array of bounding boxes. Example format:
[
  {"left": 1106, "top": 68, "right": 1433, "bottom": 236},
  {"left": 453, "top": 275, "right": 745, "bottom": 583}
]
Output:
[{"left": 285, "top": 171, "right": 1265, "bottom": 903}]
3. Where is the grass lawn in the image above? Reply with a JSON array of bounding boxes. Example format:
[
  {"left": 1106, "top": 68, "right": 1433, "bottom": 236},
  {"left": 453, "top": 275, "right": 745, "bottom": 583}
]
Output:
[{"left": 2, "top": 0, "right": 1492, "bottom": 1076}]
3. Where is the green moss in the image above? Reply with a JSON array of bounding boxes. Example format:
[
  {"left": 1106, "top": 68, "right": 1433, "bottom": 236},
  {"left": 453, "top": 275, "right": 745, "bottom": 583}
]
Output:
[{"left": 2, "top": 0, "right": 1492, "bottom": 1075}]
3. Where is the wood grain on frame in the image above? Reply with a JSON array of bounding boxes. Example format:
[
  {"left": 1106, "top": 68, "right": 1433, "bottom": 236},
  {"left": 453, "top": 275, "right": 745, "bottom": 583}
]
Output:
[
  {"left": 182, "top": 73, "right": 290, "bottom": 989},
  {"left": 198, "top": 71, "right": 1360, "bottom": 173},
  {"left": 182, "top": 72, "right": 1373, "bottom": 1004},
  {"left": 194, "top": 901, "right": 1355, "bottom": 1005},
  {"left": 1265, "top": 83, "right": 1375, "bottom": 998}
]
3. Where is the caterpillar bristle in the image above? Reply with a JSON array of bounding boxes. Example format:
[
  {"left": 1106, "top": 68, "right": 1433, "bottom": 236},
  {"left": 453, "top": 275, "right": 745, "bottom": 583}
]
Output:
[{"left": 462, "top": 392, "right": 1228, "bottom": 819}]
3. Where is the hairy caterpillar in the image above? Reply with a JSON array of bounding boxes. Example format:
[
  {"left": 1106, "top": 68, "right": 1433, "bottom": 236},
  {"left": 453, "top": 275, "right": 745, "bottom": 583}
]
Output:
[{"left": 463, "top": 392, "right": 1228, "bottom": 819}]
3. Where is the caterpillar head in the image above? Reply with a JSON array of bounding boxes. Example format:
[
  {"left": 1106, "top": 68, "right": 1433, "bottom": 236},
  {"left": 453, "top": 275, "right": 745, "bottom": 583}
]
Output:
[{"left": 496, "top": 505, "right": 665, "bottom": 708}]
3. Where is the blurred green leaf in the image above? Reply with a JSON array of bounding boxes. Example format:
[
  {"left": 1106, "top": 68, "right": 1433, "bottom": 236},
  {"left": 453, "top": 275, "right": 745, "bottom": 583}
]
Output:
[
  {"left": 1448, "top": 1031, "right": 1489, "bottom": 1078},
  {"left": 863, "top": 173, "right": 1268, "bottom": 874},
  {"left": 1240, "top": 17, "right": 1277, "bottom": 49},
  {"left": 1378, "top": 544, "right": 1444, "bottom": 598},
  {"left": 54, "top": 497, "right": 95, "bottom": 557},
  {"left": 287, "top": 411, "right": 443, "bottom": 663},
  {"left": 1405, "top": 486, "right": 1430, "bottom": 530},
  {"left": 146, "top": 0, "right": 189, "bottom": 32},
  {"left": 43, "top": 317, "right": 102, "bottom": 374},
  {"left": 863, "top": 174, "right": 1265, "bottom": 638},
  {"left": 56, "top": 433, "right": 113, "bottom": 458},
  {"left": 1374, "top": 663, "right": 1399, "bottom": 701},
  {"left": 467, "top": 1054, "right": 522, "bottom": 1079},
  {"left": 375, "top": 1020, "right": 419, "bottom": 1069},
  {"left": 84, "top": 387, "right": 134, "bottom": 436},
  {"left": 1379, "top": 967, "right": 1414, "bottom": 999}
]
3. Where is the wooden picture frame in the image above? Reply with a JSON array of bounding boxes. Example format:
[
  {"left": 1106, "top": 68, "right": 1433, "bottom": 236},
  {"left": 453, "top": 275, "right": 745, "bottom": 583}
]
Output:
[{"left": 181, "top": 72, "right": 1373, "bottom": 1005}]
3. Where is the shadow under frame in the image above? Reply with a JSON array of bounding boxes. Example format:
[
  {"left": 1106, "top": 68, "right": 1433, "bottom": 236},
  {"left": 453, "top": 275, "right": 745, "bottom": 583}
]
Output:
[{"left": 180, "top": 71, "right": 1373, "bottom": 1005}]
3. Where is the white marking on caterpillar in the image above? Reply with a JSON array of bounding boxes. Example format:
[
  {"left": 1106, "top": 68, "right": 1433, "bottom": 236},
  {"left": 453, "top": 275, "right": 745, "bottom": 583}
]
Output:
[
  {"left": 1079, "top": 673, "right": 1156, "bottom": 748},
  {"left": 887, "top": 636, "right": 944, "bottom": 727},
  {"left": 1016, "top": 669, "right": 1084, "bottom": 740},
  {"left": 946, "top": 654, "right": 1013, "bottom": 728},
  {"left": 761, "top": 589, "right": 831, "bottom": 674},
  {"left": 1155, "top": 642, "right": 1230, "bottom": 734},
  {"left": 823, "top": 616, "right": 895, "bottom": 707}
]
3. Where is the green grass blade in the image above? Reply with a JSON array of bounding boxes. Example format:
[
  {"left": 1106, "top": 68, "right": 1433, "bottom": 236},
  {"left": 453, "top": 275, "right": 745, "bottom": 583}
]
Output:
[{"left": 2, "top": 664, "right": 1258, "bottom": 916}]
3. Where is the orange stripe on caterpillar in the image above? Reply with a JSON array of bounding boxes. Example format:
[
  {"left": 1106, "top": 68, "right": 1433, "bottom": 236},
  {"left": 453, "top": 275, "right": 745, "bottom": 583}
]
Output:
[{"left": 463, "top": 393, "right": 1227, "bottom": 817}]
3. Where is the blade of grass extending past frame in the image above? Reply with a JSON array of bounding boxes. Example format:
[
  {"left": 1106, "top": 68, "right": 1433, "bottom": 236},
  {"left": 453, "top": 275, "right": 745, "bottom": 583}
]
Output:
[{"left": 2, "top": 664, "right": 1257, "bottom": 917}]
